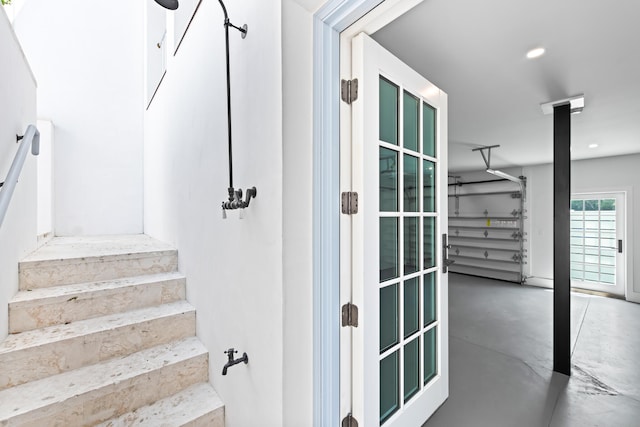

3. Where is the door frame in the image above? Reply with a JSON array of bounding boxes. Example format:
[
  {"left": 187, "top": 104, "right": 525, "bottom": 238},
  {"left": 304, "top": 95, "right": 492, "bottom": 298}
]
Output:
[
  {"left": 569, "top": 191, "right": 626, "bottom": 297},
  {"left": 572, "top": 185, "right": 636, "bottom": 302},
  {"left": 312, "top": 1, "right": 424, "bottom": 426}
]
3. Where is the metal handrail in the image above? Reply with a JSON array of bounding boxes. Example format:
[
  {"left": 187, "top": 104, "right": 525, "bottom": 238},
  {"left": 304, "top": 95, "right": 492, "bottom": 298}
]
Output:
[{"left": 0, "top": 125, "right": 40, "bottom": 228}]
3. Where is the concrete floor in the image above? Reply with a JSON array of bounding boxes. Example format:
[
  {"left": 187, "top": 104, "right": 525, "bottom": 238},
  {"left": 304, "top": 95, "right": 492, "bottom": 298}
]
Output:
[{"left": 423, "top": 273, "right": 640, "bottom": 427}]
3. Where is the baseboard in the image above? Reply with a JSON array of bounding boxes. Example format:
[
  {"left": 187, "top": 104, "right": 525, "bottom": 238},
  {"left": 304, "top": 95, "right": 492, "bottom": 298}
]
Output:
[
  {"left": 37, "top": 232, "right": 53, "bottom": 247},
  {"left": 626, "top": 289, "right": 640, "bottom": 304},
  {"left": 526, "top": 276, "right": 640, "bottom": 304},
  {"left": 524, "top": 276, "right": 553, "bottom": 289}
]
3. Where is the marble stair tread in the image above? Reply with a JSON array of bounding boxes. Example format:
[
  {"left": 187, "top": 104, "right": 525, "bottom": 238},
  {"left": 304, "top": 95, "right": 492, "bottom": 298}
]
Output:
[
  {"left": 0, "top": 337, "right": 208, "bottom": 424},
  {"left": 9, "top": 272, "right": 186, "bottom": 332},
  {"left": 21, "top": 234, "right": 176, "bottom": 264},
  {"left": 97, "top": 382, "right": 224, "bottom": 427},
  {"left": 0, "top": 301, "right": 196, "bottom": 390},
  {"left": 1, "top": 300, "right": 195, "bottom": 354},
  {"left": 18, "top": 235, "right": 179, "bottom": 289}
]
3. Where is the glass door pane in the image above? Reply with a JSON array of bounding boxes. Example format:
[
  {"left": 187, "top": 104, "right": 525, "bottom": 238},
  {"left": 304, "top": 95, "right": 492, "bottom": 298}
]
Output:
[
  {"left": 570, "top": 197, "right": 616, "bottom": 285},
  {"left": 570, "top": 193, "right": 625, "bottom": 296},
  {"left": 378, "top": 75, "right": 439, "bottom": 424},
  {"left": 380, "top": 350, "right": 400, "bottom": 423},
  {"left": 379, "top": 77, "right": 398, "bottom": 145}
]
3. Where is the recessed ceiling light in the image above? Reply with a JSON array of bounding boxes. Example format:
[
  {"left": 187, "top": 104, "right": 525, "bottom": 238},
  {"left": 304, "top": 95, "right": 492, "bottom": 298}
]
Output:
[
  {"left": 526, "top": 47, "right": 545, "bottom": 59},
  {"left": 588, "top": 143, "right": 598, "bottom": 149}
]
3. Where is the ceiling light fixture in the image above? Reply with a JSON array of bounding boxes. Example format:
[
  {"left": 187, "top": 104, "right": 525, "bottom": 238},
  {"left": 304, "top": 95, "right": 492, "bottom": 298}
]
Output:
[
  {"left": 526, "top": 47, "right": 545, "bottom": 59},
  {"left": 588, "top": 143, "right": 598, "bottom": 148}
]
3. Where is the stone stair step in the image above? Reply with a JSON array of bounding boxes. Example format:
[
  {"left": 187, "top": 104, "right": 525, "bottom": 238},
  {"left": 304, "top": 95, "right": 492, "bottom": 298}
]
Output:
[
  {"left": 19, "top": 235, "right": 178, "bottom": 289},
  {"left": 97, "top": 382, "right": 224, "bottom": 427},
  {"left": 0, "top": 301, "right": 195, "bottom": 391},
  {"left": 0, "top": 337, "right": 208, "bottom": 426},
  {"left": 9, "top": 271, "right": 186, "bottom": 333}
]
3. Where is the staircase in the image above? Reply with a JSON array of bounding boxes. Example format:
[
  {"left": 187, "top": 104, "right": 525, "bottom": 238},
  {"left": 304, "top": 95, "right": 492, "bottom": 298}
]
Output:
[{"left": 0, "top": 235, "right": 224, "bottom": 426}]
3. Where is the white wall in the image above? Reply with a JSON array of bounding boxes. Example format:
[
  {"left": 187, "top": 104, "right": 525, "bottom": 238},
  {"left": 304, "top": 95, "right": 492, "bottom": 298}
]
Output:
[
  {"left": 144, "top": 1, "right": 287, "bottom": 425},
  {"left": 13, "top": 0, "right": 144, "bottom": 236},
  {"left": 282, "top": 1, "right": 314, "bottom": 425},
  {"left": 36, "top": 119, "right": 53, "bottom": 239},
  {"left": 0, "top": 7, "right": 37, "bottom": 339},
  {"left": 522, "top": 163, "right": 553, "bottom": 286},
  {"left": 524, "top": 154, "right": 639, "bottom": 302}
]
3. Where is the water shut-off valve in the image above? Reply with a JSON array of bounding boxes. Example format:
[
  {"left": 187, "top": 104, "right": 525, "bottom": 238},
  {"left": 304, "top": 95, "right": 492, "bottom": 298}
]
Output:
[{"left": 222, "top": 187, "right": 257, "bottom": 219}]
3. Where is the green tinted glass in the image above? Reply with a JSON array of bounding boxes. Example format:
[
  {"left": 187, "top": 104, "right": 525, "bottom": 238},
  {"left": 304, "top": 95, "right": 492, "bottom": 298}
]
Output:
[
  {"left": 424, "top": 217, "right": 435, "bottom": 269},
  {"left": 404, "top": 338, "right": 420, "bottom": 403},
  {"left": 424, "top": 328, "right": 437, "bottom": 384},
  {"left": 585, "top": 200, "right": 599, "bottom": 211},
  {"left": 600, "top": 199, "right": 615, "bottom": 211},
  {"left": 404, "top": 217, "right": 419, "bottom": 274},
  {"left": 404, "top": 277, "right": 419, "bottom": 338},
  {"left": 423, "top": 160, "right": 435, "bottom": 212},
  {"left": 380, "top": 350, "right": 400, "bottom": 423},
  {"left": 380, "top": 77, "right": 398, "bottom": 145},
  {"left": 423, "top": 102, "right": 436, "bottom": 157},
  {"left": 403, "top": 91, "right": 419, "bottom": 151},
  {"left": 380, "top": 218, "right": 399, "bottom": 282},
  {"left": 404, "top": 155, "right": 419, "bottom": 212},
  {"left": 424, "top": 272, "right": 436, "bottom": 326},
  {"left": 380, "top": 284, "right": 399, "bottom": 352},
  {"left": 380, "top": 148, "right": 398, "bottom": 212}
]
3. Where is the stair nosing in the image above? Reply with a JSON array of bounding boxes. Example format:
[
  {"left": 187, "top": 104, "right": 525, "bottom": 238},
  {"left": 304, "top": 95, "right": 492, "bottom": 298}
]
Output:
[
  {"left": 19, "top": 249, "right": 178, "bottom": 269},
  {"left": 96, "top": 383, "right": 224, "bottom": 427},
  {"left": 10, "top": 271, "right": 186, "bottom": 305},
  {"left": 1, "top": 300, "right": 195, "bottom": 354},
  {"left": 0, "top": 336, "right": 208, "bottom": 422}
]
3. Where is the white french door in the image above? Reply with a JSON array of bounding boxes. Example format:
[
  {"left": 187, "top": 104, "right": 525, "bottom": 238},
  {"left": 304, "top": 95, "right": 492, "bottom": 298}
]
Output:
[
  {"left": 570, "top": 192, "right": 626, "bottom": 297},
  {"left": 342, "top": 33, "right": 449, "bottom": 427}
]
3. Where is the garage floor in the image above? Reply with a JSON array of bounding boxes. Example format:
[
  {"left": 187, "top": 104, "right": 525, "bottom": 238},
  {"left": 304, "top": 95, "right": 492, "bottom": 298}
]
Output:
[{"left": 423, "top": 273, "right": 640, "bottom": 427}]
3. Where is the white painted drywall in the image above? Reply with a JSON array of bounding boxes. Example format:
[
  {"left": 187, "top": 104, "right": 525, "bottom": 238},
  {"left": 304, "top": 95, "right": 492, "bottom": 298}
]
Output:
[
  {"left": 0, "top": 7, "right": 37, "bottom": 339},
  {"left": 292, "top": 0, "right": 326, "bottom": 13},
  {"left": 146, "top": 0, "right": 168, "bottom": 107},
  {"left": 144, "top": 0, "right": 288, "bottom": 425},
  {"left": 524, "top": 154, "right": 639, "bottom": 301},
  {"left": 13, "top": 0, "right": 144, "bottom": 236},
  {"left": 36, "top": 119, "right": 53, "bottom": 238},
  {"left": 522, "top": 163, "right": 554, "bottom": 287},
  {"left": 282, "top": 1, "right": 314, "bottom": 425}
]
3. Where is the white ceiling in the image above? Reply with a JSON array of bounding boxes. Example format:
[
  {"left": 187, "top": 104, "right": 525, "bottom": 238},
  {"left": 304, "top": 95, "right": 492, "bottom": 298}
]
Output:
[
  {"left": 291, "top": 0, "right": 325, "bottom": 13},
  {"left": 371, "top": 0, "right": 640, "bottom": 171}
]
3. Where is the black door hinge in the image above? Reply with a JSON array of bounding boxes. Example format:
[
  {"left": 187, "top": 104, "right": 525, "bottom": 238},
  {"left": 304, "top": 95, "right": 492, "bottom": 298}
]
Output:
[
  {"left": 342, "top": 413, "right": 359, "bottom": 427},
  {"left": 342, "top": 302, "right": 359, "bottom": 327},
  {"left": 341, "top": 79, "right": 359, "bottom": 104},
  {"left": 341, "top": 191, "right": 358, "bottom": 215}
]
